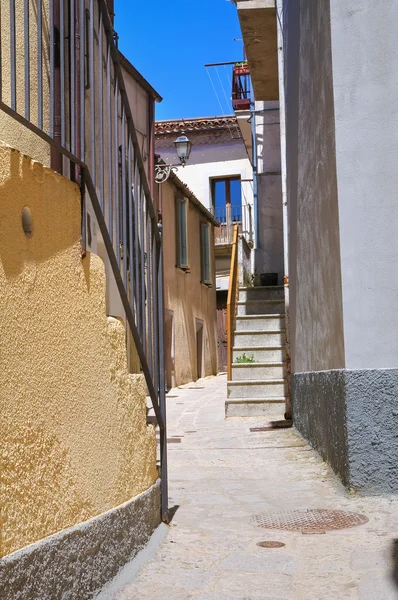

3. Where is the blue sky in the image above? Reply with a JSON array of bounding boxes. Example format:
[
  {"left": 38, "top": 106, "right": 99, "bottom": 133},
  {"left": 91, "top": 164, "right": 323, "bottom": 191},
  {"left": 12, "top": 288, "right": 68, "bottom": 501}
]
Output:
[{"left": 114, "top": 0, "right": 244, "bottom": 121}]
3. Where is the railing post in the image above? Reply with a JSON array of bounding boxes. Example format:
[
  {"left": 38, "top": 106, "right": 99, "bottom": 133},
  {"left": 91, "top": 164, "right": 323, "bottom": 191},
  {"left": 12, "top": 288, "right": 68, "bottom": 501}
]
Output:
[
  {"left": 157, "top": 234, "right": 169, "bottom": 522},
  {"left": 227, "top": 225, "right": 239, "bottom": 381}
]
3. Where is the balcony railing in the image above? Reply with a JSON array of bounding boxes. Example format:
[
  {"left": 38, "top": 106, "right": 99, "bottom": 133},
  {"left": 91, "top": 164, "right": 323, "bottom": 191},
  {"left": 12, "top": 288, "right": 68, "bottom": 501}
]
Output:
[
  {"left": 232, "top": 62, "right": 251, "bottom": 111},
  {"left": 0, "top": 0, "right": 168, "bottom": 519},
  {"left": 214, "top": 204, "right": 253, "bottom": 246}
]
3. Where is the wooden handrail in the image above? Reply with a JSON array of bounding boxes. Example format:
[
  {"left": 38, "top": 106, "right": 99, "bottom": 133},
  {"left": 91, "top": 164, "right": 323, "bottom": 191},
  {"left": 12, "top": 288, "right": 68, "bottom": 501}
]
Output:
[{"left": 227, "top": 225, "right": 239, "bottom": 380}]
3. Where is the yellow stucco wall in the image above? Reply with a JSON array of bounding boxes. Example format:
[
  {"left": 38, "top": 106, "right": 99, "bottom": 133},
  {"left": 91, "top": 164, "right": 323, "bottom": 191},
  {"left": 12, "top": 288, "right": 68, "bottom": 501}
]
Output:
[
  {"left": 162, "top": 182, "right": 218, "bottom": 387},
  {"left": 0, "top": 145, "right": 157, "bottom": 558}
]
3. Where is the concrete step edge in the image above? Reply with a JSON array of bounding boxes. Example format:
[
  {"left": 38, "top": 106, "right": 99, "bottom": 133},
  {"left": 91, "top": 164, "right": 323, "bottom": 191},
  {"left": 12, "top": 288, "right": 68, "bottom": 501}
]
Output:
[
  {"left": 236, "top": 314, "right": 285, "bottom": 320},
  {"left": 233, "top": 345, "right": 284, "bottom": 350},
  {"left": 232, "top": 362, "right": 285, "bottom": 367},
  {"left": 239, "top": 286, "right": 284, "bottom": 291},
  {"left": 228, "top": 379, "right": 285, "bottom": 385},
  {"left": 237, "top": 299, "right": 284, "bottom": 305},
  {"left": 226, "top": 398, "right": 287, "bottom": 404},
  {"left": 234, "top": 330, "right": 286, "bottom": 335}
]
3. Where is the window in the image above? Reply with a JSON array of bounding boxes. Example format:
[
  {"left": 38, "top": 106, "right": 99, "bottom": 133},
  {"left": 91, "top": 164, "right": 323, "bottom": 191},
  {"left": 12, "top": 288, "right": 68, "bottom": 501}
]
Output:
[
  {"left": 211, "top": 177, "right": 242, "bottom": 223},
  {"left": 176, "top": 198, "right": 188, "bottom": 268},
  {"left": 200, "top": 222, "right": 211, "bottom": 284}
]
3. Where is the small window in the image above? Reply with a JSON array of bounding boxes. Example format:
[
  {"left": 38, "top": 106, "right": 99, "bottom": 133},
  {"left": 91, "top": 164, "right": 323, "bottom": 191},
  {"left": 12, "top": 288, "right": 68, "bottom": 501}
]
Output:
[
  {"left": 200, "top": 222, "right": 211, "bottom": 284},
  {"left": 176, "top": 198, "right": 188, "bottom": 268}
]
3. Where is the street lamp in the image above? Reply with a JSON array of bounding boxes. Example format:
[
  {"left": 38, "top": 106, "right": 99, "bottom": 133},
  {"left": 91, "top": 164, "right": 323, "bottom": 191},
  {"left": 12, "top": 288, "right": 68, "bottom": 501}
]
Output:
[
  {"left": 155, "top": 134, "right": 192, "bottom": 184},
  {"left": 174, "top": 135, "right": 192, "bottom": 166}
]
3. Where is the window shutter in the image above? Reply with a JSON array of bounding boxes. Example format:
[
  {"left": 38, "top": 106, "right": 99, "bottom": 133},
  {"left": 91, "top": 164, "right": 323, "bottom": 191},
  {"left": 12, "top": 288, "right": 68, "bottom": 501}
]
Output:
[
  {"left": 201, "top": 223, "right": 211, "bottom": 283},
  {"left": 177, "top": 199, "right": 188, "bottom": 266}
]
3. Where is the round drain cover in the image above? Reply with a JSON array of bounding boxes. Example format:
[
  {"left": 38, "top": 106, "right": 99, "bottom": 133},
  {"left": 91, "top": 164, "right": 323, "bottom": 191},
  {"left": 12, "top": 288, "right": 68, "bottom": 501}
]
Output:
[
  {"left": 251, "top": 509, "right": 368, "bottom": 533},
  {"left": 257, "top": 541, "right": 285, "bottom": 548}
]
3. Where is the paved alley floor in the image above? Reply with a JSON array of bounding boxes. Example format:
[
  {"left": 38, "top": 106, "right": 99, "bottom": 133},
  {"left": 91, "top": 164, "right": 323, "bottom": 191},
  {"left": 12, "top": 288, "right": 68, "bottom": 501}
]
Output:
[{"left": 98, "top": 374, "right": 398, "bottom": 600}]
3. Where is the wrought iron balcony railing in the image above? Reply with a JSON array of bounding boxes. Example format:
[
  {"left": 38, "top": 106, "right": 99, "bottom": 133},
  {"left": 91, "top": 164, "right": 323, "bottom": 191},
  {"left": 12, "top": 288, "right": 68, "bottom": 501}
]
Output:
[
  {"left": 232, "top": 62, "right": 251, "bottom": 111},
  {"left": 0, "top": 0, "right": 168, "bottom": 519}
]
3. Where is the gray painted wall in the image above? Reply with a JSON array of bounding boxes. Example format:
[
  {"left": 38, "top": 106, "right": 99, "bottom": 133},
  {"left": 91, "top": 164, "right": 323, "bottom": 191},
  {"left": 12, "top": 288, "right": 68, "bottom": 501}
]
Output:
[
  {"left": 257, "top": 174, "right": 283, "bottom": 280},
  {"left": 284, "top": 0, "right": 345, "bottom": 373},
  {"left": 254, "top": 101, "right": 284, "bottom": 282},
  {"left": 293, "top": 369, "right": 398, "bottom": 494},
  {"left": 330, "top": 0, "right": 398, "bottom": 369}
]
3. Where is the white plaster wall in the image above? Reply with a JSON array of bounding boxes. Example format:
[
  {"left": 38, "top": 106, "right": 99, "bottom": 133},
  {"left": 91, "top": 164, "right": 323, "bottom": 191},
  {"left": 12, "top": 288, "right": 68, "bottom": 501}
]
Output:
[
  {"left": 176, "top": 158, "right": 254, "bottom": 213},
  {"left": 330, "top": 0, "right": 398, "bottom": 370},
  {"left": 157, "top": 142, "right": 253, "bottom": 214}
]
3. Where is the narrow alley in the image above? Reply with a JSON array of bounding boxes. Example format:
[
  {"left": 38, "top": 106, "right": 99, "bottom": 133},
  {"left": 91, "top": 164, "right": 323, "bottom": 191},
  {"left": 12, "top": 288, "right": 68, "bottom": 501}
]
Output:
[{"left": 97, "top": 375, "right": 398, "bottom": 600}]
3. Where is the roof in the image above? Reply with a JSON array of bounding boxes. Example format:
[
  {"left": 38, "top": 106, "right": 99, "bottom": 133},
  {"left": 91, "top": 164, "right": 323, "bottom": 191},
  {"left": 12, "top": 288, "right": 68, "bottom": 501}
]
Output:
[
  {"left": 157, "top": 159, "right": 219, "bottom": 226},
  {"left": 119, "top": 52, "right": 163, "bottom": 102},
  {"left": 155, "top": 116, "right": 242, "bottom": 138}
]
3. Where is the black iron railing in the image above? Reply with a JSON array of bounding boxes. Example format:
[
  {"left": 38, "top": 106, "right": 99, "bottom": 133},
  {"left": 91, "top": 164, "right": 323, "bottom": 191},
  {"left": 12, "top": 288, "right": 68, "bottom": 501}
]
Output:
[
  {"left": 0, "top": 0, "right": 168, "bottom": 520},
  {"left": 232, "top": 62, "right": 251, "bottom": 111}
]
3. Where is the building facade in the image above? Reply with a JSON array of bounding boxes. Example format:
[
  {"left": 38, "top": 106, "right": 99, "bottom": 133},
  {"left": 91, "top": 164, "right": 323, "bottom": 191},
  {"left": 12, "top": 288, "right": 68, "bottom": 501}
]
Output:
[
  {"left": 0, "top": 1, "right": 166, "bottom": 598},
  {"left": 156, "top": 116, "right": 254, "bottom": 371},
  {"left": 235, "top": 0, "right": 398, "bottom": 493},
  {"left": 157, "top": 172, "right": 218, "bottom": 388}
]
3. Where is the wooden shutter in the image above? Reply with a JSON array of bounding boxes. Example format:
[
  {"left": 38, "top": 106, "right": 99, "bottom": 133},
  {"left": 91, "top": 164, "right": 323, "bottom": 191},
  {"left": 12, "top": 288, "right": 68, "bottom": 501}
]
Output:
[
  {"left": 177, "top": 199, "right": 188, "bottom": 266},
  {"left": 201, "top": 223, "right": 211, "bottom": 283}
]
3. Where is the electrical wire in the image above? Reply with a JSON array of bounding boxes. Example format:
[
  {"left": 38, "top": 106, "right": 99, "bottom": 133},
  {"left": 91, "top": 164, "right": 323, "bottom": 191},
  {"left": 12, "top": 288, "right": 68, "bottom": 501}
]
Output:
[
  {"left": 216, "top": 66, "right": 232, "bottom": 116},
  {"left": 206, "top": 68, "right": 234, "bottom": 140}
]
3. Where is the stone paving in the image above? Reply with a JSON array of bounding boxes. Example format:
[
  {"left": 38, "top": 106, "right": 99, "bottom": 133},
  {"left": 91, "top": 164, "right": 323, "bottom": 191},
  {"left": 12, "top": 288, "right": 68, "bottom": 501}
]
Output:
[{"left": 97, "top": 374, "right": 398, "bottom": 600}]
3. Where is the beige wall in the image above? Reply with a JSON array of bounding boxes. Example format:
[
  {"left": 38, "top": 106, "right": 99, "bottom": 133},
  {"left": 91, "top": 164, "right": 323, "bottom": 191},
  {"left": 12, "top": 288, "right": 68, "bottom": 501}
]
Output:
[
  {"left": 0, "top": 145, "right": 157, "bottom": 558},
  {"left": 0, "top": 0, "right": 50, "bottom": 165},
  {"left": 161, "top": 182, "right": 218, "bottom": 387}
]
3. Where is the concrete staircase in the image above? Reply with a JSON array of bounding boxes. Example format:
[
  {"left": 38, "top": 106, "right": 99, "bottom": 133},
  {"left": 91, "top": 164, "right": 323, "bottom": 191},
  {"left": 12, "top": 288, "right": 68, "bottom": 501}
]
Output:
[{"left": 226, "top": 286, "right": 287, "bottom": 417}]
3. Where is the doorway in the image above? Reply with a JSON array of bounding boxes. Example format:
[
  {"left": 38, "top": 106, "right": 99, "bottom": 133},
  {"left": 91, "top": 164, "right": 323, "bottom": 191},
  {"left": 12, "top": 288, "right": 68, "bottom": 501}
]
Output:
[
  {"left": 217, "top": 291, "right": 228, "bottom": 373},
  {"left": 195, "top": 319, "right": 204, "bottom": 380}
]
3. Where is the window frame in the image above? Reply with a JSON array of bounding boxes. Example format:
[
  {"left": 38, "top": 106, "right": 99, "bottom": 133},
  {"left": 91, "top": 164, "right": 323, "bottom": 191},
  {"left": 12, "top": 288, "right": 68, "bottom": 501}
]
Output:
[
  {"left": 211, "top": 175, "right": 242, "bottom": 222},
  {"left": 175, "top": 197, "right": 189, "bottom": 270},
  {"left": 200, "top": 221, "right": 212, "bottom": 286}
]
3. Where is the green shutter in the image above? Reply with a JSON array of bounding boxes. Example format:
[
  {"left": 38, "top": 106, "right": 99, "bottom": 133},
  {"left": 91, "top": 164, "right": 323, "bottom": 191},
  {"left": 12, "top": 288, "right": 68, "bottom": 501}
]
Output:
[
  {"left": 201, "top": 223, "right": 211, "bottom": 283},
  {"left": 178, "top": 199, "right": 188, "bottom": 266}
]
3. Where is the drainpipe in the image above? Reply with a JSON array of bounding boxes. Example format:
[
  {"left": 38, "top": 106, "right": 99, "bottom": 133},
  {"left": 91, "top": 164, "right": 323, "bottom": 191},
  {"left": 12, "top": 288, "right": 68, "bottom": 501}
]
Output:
[
  {"left": 250, "top": 96, "right": 259, "bottom": 270},
  {"left": 276, "top": 0, "right": 291, "bottom": 420}
]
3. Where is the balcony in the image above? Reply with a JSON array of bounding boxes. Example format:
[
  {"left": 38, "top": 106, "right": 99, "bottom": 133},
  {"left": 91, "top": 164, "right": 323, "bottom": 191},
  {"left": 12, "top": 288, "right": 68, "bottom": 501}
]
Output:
[
  {"left": 214, "top": 204, "right": 253, "bottom": 246},
  {"left": 234, "top": 0, "right": 279, "bottom": 101},
  {"left": 232, "top": 63, "right": 251, "bottom": 111}
]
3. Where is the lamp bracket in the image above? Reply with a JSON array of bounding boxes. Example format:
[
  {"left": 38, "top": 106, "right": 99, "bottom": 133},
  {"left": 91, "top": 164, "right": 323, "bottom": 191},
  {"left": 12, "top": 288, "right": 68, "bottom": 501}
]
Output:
[{"left": 155, "top": 164, "right": 178, "bottom": 184}]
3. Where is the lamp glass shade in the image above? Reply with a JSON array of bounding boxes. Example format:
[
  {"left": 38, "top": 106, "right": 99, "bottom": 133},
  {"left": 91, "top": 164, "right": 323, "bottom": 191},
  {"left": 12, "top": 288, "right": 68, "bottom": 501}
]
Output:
[{"left": 174, "top": 135, "right": 192, "bottom": 164}]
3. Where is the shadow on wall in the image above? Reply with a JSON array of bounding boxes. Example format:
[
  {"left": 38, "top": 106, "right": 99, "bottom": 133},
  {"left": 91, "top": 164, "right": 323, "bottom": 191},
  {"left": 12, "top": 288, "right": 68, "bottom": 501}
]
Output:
[{"left": 0, "top": 148, "right": 81, "bottom": 280}]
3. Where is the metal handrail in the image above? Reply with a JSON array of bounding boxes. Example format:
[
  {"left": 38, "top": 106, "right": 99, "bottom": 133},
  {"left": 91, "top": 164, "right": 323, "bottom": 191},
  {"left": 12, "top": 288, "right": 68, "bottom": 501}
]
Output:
[
  {"left": 0, "top": 0, "right": 168, "bottom": 520},
  {"left": 227, "top": 225, "right": 239, "bottom": 381}
]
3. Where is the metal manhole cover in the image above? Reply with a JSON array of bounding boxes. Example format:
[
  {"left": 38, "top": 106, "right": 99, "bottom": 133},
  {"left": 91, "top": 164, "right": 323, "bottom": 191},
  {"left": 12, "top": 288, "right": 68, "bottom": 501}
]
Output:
[
  {"left": 251, "top": 509, "right": 368, "bottom": 532},
  {"left": 257, "top": 541, "right": 285, "bottom": 548}
]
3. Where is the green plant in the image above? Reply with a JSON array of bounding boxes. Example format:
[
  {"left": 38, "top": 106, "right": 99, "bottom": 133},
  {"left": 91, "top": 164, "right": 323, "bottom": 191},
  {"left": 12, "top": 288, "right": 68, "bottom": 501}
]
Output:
[{"left": 235, "top": 353, "right": 256, "bottom": 364}]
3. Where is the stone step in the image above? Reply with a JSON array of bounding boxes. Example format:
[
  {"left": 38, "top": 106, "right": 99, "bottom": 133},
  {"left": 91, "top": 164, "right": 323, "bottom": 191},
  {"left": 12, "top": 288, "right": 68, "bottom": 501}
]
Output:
[
  {"left": 234, "top": 330, "right": 286, "bottom": 348},
  {"left": 235, "top": 314, "right": 285, "bottom": 332},
  {"left": 237, "top": 299, "right": 285, "bottom": 316},
  {"left": 233, "top": 346, "right": 286, "bottom": 362},
  {"left": 227, "top": 379, "right": 287, "bottom": 399},
  {"left": 231, "top": 363, "right": 285, "bottom": 380},
  {"left": 225, "top": 398, "right": 286, "bottom": 418},
  {"left": 239, "top": 286, "right": 284, "bottom": 302}
]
